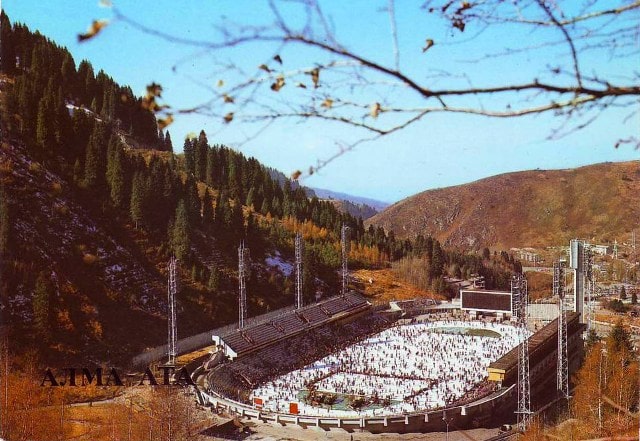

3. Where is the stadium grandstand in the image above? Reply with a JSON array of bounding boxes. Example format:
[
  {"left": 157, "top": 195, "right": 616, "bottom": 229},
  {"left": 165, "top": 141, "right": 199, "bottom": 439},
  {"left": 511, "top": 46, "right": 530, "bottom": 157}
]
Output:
[
  {"left": 212, "top": 292, "right": 370, "bottom": 359},
  {"left": 197, "top": 292, "right": 585, "bottom": 433}
]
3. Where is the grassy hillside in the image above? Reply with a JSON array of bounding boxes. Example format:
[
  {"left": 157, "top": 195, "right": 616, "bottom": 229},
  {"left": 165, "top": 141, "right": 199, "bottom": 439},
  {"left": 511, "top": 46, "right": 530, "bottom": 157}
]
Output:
[{"left": 368, "top": 162, "right": 640, "bottom": 249}]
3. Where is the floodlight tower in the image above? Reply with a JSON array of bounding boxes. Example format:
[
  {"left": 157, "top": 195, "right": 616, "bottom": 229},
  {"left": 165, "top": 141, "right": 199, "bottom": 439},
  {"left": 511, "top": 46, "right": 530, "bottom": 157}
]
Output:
[
  {"left": 341, "top": 225, "right": 350, "bottom": 297},
  {"left": 167, "top": 256, "right": 178, "bottom": 365},
  {"left": 238, "top": 242, "right": 249, "bottom": 329},
  {"left": 513, "top": 274, "right": 531, "bottom": 430},
  {"left": 295, "top": 232, "right": 304, "bottom": 309},
  {"left": 554, "top": 260, "right": 569, "bottom": 400}
]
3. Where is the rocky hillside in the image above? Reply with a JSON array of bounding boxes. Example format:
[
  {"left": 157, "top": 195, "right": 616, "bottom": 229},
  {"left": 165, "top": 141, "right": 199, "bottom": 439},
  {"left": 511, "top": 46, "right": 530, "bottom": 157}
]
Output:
[{"left": 368, "top": 161, "right": 640, "bottom": 249}]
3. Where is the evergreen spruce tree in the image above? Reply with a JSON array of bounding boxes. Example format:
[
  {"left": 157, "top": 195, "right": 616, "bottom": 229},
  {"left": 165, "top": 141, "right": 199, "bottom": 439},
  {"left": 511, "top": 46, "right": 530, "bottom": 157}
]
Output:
[
  {"left": 157, "top": 129, "right": 165, "bottom": 150},
  {"left": 205, "top": 148, "right": 216, "bottom": 186},
  {"left": 195, "top": 130, "right": 208, "bottom": 181},
  {"left": 245, "top": 187, "right": 256, "bottom": 210},
  {"left": 106, "top": 136, "right": 126, "bottom": 208},
  {"left": 607, "top": 320, "right": 633, "bottom": 355},
  {"left": 171, "top": 199, "right": 191, "bottom": 261},
  {"left": 184, "top": 176, "right": 200, "bottom": 224},
  {"left": 83, "top": 122, "right": 108, "bottom": 192},
  {"left": 202, "top": 188, "right": 214, "bottom": 228},
  {"left": 183, "top": 138, "right": 195, "bottom": 176},
  {"left": 35, "top": 94, "right": 55, "bottom": 159},
  {"left": 164, "top": 130, "right": 173, "bottom": 152},
  {"left": 130, "top": 171, "right": 146, "bottom": 229}
]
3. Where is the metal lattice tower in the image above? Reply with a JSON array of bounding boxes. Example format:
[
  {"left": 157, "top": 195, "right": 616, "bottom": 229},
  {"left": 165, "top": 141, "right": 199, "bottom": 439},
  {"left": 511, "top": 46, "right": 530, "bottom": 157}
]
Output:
[
  {"left": 238, "top": 242, "right": 249, "bottom": 329},
  {"left": 513, "top": 274, "right": 531, "bottom": 430},
  {"left": 341, "top": 225, "right": 350, "bottom": 297},
  {"left": 554, "top": 260, "right": 569, "bottom": 400},
  {"left": 295, "top": 232, "right": 304, "bottom": 309},
  {"left": 167, "top": 256, "right": 178, "bottom": 365},
  {"left": 583, "top": 246, "right": 593, "bottom": 332}
]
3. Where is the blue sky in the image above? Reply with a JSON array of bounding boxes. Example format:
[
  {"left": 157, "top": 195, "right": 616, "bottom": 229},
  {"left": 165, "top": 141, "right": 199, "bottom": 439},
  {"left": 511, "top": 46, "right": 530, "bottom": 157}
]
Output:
[{"left": 3, "top": 1, "right": 638, "bottom": 203}]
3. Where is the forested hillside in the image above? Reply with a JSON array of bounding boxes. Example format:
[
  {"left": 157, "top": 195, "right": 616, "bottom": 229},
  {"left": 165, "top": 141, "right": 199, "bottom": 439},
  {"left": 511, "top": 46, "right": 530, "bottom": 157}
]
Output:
[
  {"left": 0, "top": 12, "right": 521, "bottom": 367},
  {"left": 0, "top": 12, "right": 413, "bottom": 366}
]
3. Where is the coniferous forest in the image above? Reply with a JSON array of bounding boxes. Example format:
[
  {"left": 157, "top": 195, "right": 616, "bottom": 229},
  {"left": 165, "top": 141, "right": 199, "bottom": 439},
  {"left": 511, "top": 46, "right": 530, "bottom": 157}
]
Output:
[{"left": 0, "top": 11, "right": 518, "bottom": 367}]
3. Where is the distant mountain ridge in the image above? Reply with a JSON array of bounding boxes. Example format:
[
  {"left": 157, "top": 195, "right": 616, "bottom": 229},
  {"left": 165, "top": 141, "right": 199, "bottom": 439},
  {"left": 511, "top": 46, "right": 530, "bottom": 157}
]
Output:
[
  {"left": 311, "top": 187, "right": 390, "bottom": 212},
  {"left": 368, "top": 161, "right": 640, "bottom": 249},
  {"left": 265, "top": 169, "right": 388, "bottom": 219}
]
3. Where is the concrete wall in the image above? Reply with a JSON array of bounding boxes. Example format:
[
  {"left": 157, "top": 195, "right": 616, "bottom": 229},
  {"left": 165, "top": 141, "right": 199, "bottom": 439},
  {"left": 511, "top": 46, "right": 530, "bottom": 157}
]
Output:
[{"left": 199, "top": 385, "right": 516, "bottom": 434}]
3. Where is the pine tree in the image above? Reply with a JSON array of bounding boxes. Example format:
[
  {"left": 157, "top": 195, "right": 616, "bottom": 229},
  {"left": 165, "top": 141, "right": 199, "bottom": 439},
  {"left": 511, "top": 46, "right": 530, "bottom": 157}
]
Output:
[
  {"left": 620, "top": 285, "right": 627, "bottom": 300},
  {"left": 33, "top": 271, "right": 52, "bottom": 341},
  {"left": 205, "top": 148, "right": 216, "bottom": 186},
  {"left": 245, "top": 187, "right": 255, "bottom": 210},
  {"left": 195, "top": 130, "right": 208, "bottom": 181},
  {"left": 207, "top": 266, "right": 220, "bottom": 292},
  {"left": 164, "top": 130, "right": 173, "bottom": 153},
  {"left": 171, "top": 200, "right": 191, "bottom": 261},
  {"left": 100, "top": 85, "right": 115, "bottom": 120},
  {"left": 184, "top": 176, "right": 200, "bottom": 224},
  {"left": 202, "top": 189, "right": 214, "bottom": 228},
  {"left": 35, "top": 94, "right": 55, "bottom": 159},
  {"left": 158, "top": 129, "right": 165, "bottom": 150},
  {"left": 83, "top": 122, "right": 108, "bottom": 192},
  {"left": 183, "top": 138, "right": 195, "bottom": 176},
  {"left": 130, "top": 171, "right": 146, "bottom": 229},
  {"left": 106, "top": 136, "right": 126, "bottom": 208},
  {"left": 607, "top": 320, "right": 633, "bottom": 355},
  {"left": 0, "top": 12, "right": 16, "bottom": 75},
  {"left": 585, "top": 328, "right": 601, "bottom": 351}
]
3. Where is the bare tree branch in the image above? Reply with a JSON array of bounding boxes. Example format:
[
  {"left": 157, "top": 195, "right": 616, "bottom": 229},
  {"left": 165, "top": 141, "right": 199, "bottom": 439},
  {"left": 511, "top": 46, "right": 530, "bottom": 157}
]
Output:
[{"left": 98, "top": 0, "right": 639, "bottom": 175}]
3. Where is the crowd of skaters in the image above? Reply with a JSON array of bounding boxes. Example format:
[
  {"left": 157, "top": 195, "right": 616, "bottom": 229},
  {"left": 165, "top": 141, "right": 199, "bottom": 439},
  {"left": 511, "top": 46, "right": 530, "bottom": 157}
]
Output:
[
  {"left": 208, "top": 312, "right": 391, "bottom": 403},
  {"left": 251, "top": 318, "right": 524, "bottom": 417}
]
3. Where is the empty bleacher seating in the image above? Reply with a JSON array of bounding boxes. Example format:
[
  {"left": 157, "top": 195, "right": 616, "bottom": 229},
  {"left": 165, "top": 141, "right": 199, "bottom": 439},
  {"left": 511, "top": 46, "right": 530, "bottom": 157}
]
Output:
[{"left": 217, "top": 292, "right": 370, "bottom": 358}]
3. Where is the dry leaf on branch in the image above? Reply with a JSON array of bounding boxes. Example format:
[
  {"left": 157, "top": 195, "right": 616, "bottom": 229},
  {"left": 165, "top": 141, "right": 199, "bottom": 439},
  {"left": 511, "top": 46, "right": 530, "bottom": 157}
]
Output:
[
  {"left": 273, "top": 55, "right": 283, "bottom": 64},
  {"left": 157, "top": 115, "right": 174, "bottom": 129},
  {"left": 371, "top": 102, "right": 381, "bottom": 118},
  {"left": 223, "top": 94, "right": 234, "bottom": 103},
  {"left": 321, "top": 98, "right": 333, "bottom": 109},
  {"left": 308, "top": 68, "right": 320, "bottom": 88},
  {"left": 422, "top": 39, "right": 435, "bottom": 52},
  {"left": 258, "top": 64, "right": 272, "bottom": 73},
  {"left": 271, "top": 76, "right": 285, "bottom": 92},
  {"left": 223, "top": 112, "right": 234, "bottom": 123},
  {"left": 78, "top": 19, "right": 109, "bottom": 42}
]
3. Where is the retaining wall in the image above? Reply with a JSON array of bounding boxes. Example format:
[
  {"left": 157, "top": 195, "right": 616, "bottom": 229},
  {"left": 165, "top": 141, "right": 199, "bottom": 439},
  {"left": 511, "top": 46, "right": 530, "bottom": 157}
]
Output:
[{"left": 199, "top": 385, "right": 516, "bottom": 433}]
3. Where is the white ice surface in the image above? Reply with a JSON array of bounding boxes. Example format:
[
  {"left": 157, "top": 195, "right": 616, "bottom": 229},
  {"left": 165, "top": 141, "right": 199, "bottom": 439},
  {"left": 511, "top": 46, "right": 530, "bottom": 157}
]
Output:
[{"left": 251, "top": 320, "right": 527, "bottom": 417}]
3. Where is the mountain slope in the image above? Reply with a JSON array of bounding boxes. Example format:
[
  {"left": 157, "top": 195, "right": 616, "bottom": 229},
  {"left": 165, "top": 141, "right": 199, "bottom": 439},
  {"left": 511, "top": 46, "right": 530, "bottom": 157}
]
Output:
[
  {"left": 325, "top": 198, "right": 378, "bottom": 220},
  {"left": 368, "top": 162, "right": 640, "bottom": 249},
  {"left": 311, "top": 187, "right": 390, "bottom": 212}
]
